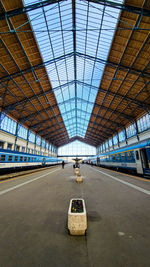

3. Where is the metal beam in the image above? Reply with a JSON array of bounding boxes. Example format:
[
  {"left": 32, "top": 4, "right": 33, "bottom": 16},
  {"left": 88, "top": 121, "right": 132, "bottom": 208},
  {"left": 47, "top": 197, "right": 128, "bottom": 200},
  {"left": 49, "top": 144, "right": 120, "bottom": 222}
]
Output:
[
  {"left": 40, "top": 0, "right": 70, "bottom": 142},
  {"left": 0, "top": 2, "right": 69, "bottom": 145},
  {"left": 43, "top": 125, "right": 104, "bottom": 145},
  {"left": 0, "top": 42, "right": 44, "bottom": 123},
  {"left": 1, "top": 51, "right": 150, "bottom": 83},
  {"left": 72, "top": 0, "right": 77, "bottom": 135},
  {"left": 20, "top": 108, "right": 61, "bottom": 124},
  {"left": 62, "top": 120, "right": 112, "bottom": 137},
  {"left": 45, "top": 133, "right": 68, "bottom": 142},
  {"left": 86, "top": 2, "right": 149, "bottom": 144},
  {"left": 0, "top": 84, "right": 42, "bottom": 127},
  {"left": 57, "top": 96, "right": 134, "bottom": 120},
  {"left": 76, "top": 52, "right": 150, "bottom": 78},
  {"left": 0, "top": 53, "right": 74, "bottom": 82},
  {"left": 77, "top": 80, "right": 150, "bottom": 110},
  {"left": 85, "top": 132, "right": 106, "bottom": 144},
  {"left": 63, "top": 116, "right": 115, "bottom": 134},
  {"left": 28, "top": 117, "right": 61, "bottom": 129},
  {"left": 37, "top": 127, "right": 67, "bottom": 143},
  {"left": 3, "top": 81, "right": 74, "bottom": 113},
  {"left": 0, "top": 0, "right": 65, "bottom": 20},
  {"left": 100, "top": 10, "right": 150, "bottom": 131},
  {"left": 37, "top": 124, "right": 66, "bottom": 135},
  {"left": 3, "top": 91, "right": 134, "bottom": 127},
  {"left": 43, "top": 135, "right": 67, "bottom": 145},
  {"left": 68, "top": 135, "right": 99, "bottom": 146},
  {"left": 61, "top": 107, "right": 123, "bottom": 127},
  {"left": 85, "top": 0, "right": 150, "bottom": 17}
]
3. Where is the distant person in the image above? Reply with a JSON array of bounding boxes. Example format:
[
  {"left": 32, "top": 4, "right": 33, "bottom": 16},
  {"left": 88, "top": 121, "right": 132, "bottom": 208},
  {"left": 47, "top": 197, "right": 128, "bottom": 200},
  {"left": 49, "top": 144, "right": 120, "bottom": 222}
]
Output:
[{"left": 62, "top": 160, "right": 65, "bottom": 169}]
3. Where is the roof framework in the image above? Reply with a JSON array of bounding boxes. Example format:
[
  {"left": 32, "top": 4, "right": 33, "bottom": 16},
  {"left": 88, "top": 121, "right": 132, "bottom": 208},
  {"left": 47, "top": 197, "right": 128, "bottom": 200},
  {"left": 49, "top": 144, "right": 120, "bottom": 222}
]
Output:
[{"left": 0, "top": 0, "right": 150, "bottom": 147}]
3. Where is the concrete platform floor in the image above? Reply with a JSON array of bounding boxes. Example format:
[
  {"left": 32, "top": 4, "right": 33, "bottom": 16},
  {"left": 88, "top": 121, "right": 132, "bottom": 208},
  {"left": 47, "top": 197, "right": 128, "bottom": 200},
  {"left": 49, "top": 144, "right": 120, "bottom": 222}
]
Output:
[{"left": 0, "top": 164, "right": 150, "bottom": 267}]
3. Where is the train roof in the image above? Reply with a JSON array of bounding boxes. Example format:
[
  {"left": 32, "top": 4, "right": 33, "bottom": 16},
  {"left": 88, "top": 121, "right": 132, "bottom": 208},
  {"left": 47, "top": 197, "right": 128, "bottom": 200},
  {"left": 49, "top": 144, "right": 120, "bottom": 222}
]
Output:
[{"left": 0, "top": 148, "right": 61, "bottom": 160}]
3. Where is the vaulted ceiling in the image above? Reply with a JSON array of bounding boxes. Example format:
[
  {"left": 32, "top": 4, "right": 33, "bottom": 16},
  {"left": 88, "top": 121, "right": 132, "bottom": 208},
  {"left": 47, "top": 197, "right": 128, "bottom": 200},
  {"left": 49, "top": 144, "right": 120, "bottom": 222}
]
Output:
[{"left": 0, "top": 0, "right": 150, "bottom": 147}]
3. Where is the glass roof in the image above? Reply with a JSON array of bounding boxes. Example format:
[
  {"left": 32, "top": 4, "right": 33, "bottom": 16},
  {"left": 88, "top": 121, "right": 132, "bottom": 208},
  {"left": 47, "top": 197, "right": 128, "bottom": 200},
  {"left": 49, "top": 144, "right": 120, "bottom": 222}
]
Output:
[
  {"left": 58, "top": 140, "right": 96, "bottom": 156},
  {"left": 24, "top": 0, "right": 123, "bottom": 138}
]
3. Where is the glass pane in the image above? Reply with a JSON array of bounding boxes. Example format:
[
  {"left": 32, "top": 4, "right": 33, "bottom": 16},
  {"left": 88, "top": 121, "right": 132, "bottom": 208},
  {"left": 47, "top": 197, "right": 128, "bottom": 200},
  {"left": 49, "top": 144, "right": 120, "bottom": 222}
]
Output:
[
  {"left": 58, "top": 140, "right": 96, "bottom": 156},
  {"left": 24, "top": 0, "right": 123, "bottom": 138}
]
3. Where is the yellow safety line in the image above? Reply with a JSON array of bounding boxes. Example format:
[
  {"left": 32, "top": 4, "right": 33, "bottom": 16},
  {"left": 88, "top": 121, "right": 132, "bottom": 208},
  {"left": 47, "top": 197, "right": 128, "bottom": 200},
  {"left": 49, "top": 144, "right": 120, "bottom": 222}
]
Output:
[
  {"left": 95, "top": 166, "right": 150, "bottom": 182},
  {"left": 0, "top": 167, "right": 60, "bottom": 184}
]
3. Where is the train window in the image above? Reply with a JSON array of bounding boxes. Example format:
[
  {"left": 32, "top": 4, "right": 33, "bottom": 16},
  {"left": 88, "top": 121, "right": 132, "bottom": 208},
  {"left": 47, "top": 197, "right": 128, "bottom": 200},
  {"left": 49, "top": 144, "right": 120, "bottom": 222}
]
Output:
[
  {"left": 16, "top": 145, "right": 20, "bottom": 152},
  {"left": 7, "top": 143, "right": 12, "bottom": 150},
  {"left": 121, "top": 153, "right": 125, "bottom": 161},
  {"left": 20, "top": 156, "right": 23, "bottom": 162},
  {"left": 24, "top": 157, "right": 27, "bottom": 162},
  {"left": 132, "top": 151, "right": 135, "bottom": 160},
  {"left": 15, "top": 156, "right": 18, "bottom": 161},
  {"left": 106, "top": 156, "right": 109, "bottom": 161},
  {"left": 127, "top": 151, "right": 133, "bottom": 161},
  {"left": 112, "top": 155, "right": 116, "bottom": 160},
  {"left": 0, "top": 141, "right": 4, "bottom": 149},
  {"left": 127, "top": 152, "right": 132, "bottom": 158},
  {"left": 116, "top": 154, "right": 120, "bottom": 161},
  {"left": 28, "top": 157, "right": 30, "bottom": 162},
  {"left": 0, "top": 155, "right": 6, "bottom": 161},
  {"left": 136, "top": 151, "right": 139, "bottom": 160},
  {"left": 32, "top": 157, "right": 34, "bottom": 161},
  {"left": 8, "top": 155, "right": 13, "bottom": 161}
]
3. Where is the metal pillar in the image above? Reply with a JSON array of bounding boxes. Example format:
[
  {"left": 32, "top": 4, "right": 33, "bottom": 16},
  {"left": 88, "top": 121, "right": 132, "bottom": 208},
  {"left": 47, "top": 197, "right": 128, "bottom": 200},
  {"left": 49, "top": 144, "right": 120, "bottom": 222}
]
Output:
[{"left": 72, "top": 0, "right": 77, "bottom": 135}]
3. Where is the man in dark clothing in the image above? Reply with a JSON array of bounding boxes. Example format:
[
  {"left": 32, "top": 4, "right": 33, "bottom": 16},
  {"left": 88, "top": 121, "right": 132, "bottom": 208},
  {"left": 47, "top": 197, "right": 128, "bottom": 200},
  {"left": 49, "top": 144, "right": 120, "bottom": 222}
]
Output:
[{"left": 62, "top": 160, "right": 65, "bottom": 169}]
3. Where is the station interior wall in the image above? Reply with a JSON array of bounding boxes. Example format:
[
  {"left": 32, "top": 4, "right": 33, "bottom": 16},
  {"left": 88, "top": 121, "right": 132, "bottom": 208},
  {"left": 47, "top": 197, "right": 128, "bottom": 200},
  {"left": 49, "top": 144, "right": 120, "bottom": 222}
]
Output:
[
  {"left": 0, "top": 130, "right": 57, "bottom": 157},
  {"left": 97, "top": 128, "right": 150, "bottom": 154},
  {"left": 1, "top": 127, "right": 150, "bottom": 158}
]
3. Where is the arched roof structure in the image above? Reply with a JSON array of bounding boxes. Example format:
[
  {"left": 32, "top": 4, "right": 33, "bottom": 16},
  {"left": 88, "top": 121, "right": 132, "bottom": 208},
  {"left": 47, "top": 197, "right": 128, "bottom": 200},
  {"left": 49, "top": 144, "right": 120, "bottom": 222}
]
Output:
[{"left": 0, "top": 0, "right": 150, "bottom": 147}]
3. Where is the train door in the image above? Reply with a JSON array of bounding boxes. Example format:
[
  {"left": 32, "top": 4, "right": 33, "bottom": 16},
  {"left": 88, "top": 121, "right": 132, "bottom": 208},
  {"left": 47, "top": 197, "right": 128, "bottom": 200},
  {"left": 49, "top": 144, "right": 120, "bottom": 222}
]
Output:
[
  {"left": 134, "top": 149, "right": 143, "bottom": 174},
  {"left": 42, "top": 158, "right": 46, "bottom": 166},
  {"left": 140, "top": 148, "right": 149, "bottom": 169},
  {"left": 97, "top": 157, "right": 100, "bottom": 166}
]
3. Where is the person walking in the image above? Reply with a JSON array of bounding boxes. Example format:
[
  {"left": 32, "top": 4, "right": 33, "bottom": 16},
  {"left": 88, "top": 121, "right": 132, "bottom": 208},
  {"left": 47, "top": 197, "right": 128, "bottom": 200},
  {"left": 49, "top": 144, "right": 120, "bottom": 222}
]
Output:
[{"left": 62, "top": 160, "right": 65, "bottom": 169}]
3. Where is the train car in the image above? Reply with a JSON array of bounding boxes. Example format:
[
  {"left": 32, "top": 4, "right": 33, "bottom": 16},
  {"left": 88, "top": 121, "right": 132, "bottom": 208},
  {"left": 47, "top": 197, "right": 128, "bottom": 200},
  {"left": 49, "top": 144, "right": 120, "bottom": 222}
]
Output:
[
  {"left": 86, "top": 138, "right": 150, "bottom": 177},
  {"left": 0, "top": 148, "right": 63, "bottom": 171}
]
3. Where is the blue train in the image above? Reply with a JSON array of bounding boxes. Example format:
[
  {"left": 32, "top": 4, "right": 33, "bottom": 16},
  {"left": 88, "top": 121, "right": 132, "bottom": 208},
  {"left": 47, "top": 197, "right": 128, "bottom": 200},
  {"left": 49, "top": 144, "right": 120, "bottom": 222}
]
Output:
[
  {"left": 0, "top": 148, "right": 63, "bottom": 171},
  {"left": 85, "top": 138, "right": 150, "bottom": 177}
]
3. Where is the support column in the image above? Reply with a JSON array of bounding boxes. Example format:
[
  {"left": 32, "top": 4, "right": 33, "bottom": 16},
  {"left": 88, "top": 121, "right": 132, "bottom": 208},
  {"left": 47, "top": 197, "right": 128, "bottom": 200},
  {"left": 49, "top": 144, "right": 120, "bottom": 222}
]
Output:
[
  {"left": 135, "top": 120, "right": 139, "bottom": 141},
  {"left": 34, "top": 134, "right": 37, "bottom": 154},
  {"left": 14, "top": 123, "right": 19, "bottom": 151},
  {"left": 45, "top": 141, "right": 46, "bottom": 156},
  {"left": 26, "top": 129, "right": 29, "bottom": 153},
  {"left": 40, "top": 138, "right": 42, "bottom": 155},
  {"left": 124, "top": 128, "right": 128, "bottom": 145},
  {"left": 0, "top": 112, "right": 2, "bottom": 127},
  {"left": 117, "top": 133, "right": 120, "bottom": 147},
  {"left": 112, "top": 137, "right": 114, "bottom": 150}
]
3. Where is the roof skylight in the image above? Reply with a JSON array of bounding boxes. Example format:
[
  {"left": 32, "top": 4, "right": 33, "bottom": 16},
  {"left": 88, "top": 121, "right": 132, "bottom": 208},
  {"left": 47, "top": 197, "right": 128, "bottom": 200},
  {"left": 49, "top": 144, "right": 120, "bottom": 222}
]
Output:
[{"left": 24, "top": 0, "right": 123, "bottom": 138}]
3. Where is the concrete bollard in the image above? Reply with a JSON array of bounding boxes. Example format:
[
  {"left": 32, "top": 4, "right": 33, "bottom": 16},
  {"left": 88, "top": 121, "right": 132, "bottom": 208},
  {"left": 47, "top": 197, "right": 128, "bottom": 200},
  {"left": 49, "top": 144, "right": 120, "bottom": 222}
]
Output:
[
  {"left": 75, "top": 168, "right": 79, "bottom": 175},
  {"left": 76, "top": 175, "right": 83, "bottom": 183},
  {"left": 68, "top": 198, "right": 87, "bottom": 235}
]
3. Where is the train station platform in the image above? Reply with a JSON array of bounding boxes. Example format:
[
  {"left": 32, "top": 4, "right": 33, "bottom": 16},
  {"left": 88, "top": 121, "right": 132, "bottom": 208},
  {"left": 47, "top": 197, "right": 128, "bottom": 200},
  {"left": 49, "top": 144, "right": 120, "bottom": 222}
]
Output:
[{"left": 0, "top": 164, "right": 150, "bottom": 267}]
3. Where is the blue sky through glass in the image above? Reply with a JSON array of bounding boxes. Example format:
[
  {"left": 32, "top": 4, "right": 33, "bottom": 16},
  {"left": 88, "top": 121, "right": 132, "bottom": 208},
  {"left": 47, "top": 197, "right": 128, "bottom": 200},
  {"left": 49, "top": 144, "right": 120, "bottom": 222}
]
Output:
[{"left": 24, "top": 0, "right": 123, "bottom": 139}]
